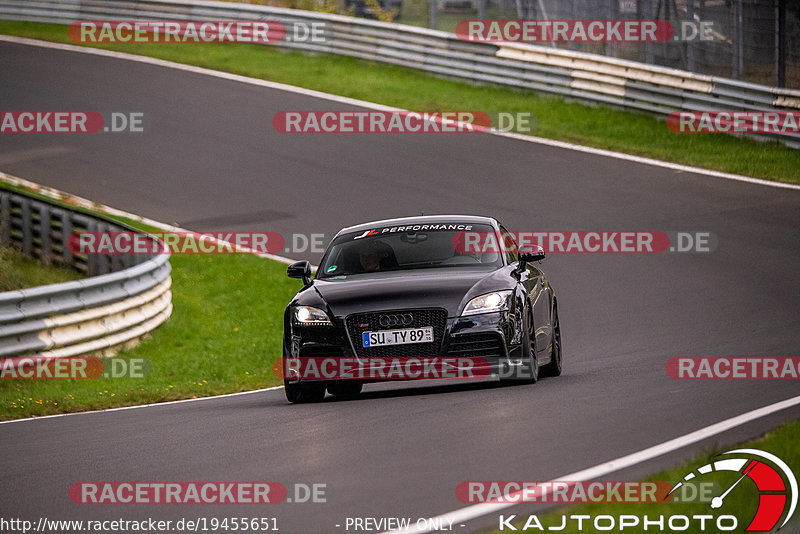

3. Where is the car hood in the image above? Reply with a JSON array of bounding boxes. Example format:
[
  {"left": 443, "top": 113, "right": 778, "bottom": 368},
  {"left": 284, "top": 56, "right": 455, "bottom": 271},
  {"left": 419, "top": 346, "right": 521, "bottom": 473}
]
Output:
[{"left": 309, "top": 268, "right": 513, "bottom": 318}]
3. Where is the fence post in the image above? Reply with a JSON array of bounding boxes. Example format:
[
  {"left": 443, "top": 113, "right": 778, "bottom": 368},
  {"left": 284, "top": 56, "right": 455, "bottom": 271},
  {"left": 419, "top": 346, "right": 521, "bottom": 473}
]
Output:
[
  {"left": 776, "top": 0, "right": 786, "bottom": 87},
  {"left": 686, "top": 0, "right": 695, "bottom": 72}
]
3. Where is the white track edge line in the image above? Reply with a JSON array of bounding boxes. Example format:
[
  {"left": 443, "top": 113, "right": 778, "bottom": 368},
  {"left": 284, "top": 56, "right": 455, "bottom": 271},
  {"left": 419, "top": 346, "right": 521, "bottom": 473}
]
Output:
[
  {"left": 0, "top": 385, "right": 285, "bottom": 425},
  {"left": 1, "top": 34, "right": 799, "bottom": 192},
  {"left": 384, "top": 394, "right": 800, "bottom": 533}
]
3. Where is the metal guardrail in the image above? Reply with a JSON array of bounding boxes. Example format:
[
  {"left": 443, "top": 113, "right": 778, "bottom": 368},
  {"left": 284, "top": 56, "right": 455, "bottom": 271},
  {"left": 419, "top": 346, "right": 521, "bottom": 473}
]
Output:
[
  {"left": 0, "top": 188, "right": 172, "bottom": 361},
  {"left": 1, "top": 0, "right": 799, "bottom": 146}
]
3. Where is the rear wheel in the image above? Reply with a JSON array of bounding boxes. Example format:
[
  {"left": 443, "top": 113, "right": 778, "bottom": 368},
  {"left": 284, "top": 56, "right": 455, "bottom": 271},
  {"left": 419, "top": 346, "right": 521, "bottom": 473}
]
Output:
[
  {"left": 541, "top": 302, "right": 562, "bottom": 377},
  {"left": 284, "top": 381, "right": 326, "bottom": 403},
  {"left": 327, "top": 382, "right": 363, "bottom": 399}
]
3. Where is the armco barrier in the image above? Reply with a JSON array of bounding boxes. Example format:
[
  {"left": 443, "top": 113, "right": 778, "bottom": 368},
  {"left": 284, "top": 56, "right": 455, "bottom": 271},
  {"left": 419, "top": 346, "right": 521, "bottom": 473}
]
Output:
[
  {"left": 1, "top": 0, "right": 799, "bottom": 146},
  {"left": 0, "top": 187, "right": 172, "bottom": 362}
]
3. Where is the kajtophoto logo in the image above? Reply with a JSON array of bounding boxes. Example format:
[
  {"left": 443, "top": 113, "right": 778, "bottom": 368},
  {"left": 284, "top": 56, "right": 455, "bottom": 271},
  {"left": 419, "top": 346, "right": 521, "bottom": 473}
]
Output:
[
  {"left": 668, "top": 449, "right": 797, "bottom": 531},
  {"left": 497, "top": 449, "right": 796, "bottom": 531}
]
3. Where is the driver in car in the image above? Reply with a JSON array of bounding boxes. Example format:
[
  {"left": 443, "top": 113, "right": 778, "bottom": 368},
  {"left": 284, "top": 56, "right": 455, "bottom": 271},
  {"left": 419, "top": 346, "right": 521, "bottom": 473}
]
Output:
[{"left": 359, "top": 242, "right": 390, "bottom": 272}]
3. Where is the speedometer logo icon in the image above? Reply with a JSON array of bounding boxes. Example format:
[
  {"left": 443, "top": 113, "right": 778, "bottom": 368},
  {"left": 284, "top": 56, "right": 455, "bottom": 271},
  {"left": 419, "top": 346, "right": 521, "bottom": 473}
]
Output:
[{"left": 668, "top": 449, "right": 797, "bottom": 531}]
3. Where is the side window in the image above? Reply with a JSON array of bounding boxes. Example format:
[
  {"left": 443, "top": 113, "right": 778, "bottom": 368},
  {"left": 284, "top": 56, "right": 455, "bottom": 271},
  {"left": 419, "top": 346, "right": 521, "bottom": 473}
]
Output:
[{"left": 499, "top": 225, "right": 518, "bottom": 263}]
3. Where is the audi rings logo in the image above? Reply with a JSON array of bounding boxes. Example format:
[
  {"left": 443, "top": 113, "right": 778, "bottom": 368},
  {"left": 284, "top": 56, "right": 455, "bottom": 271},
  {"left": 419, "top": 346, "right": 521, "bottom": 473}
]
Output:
[{"left": 379, "top": 313, "right": 414, "bottom": 327}]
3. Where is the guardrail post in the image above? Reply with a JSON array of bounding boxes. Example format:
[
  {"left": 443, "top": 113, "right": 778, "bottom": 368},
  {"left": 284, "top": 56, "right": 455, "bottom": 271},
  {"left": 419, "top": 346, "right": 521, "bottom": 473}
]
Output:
[
  {"left": 39, "top": 204, "right": 52, "bottom": 265},
  {"left": 96, "top": 222, "right": 110, "bottom": 275},
  {"left": 60, "top": 209, "right": 73, "bottom": 266},
  {"left": 86, "top": 219, "right": 98, "bottom": 275},
  {"left": 0, "top": 192, "right": 10, "bottom": 247},
  {"left": 20, "top": 197, "right": 32, "bottom": 255}
]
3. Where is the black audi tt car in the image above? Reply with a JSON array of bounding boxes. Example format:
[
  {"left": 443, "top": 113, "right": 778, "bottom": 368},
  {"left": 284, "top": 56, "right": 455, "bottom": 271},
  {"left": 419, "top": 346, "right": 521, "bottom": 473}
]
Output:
[{"left": 281, "top": 215, "right": 561, "bottom": 403}]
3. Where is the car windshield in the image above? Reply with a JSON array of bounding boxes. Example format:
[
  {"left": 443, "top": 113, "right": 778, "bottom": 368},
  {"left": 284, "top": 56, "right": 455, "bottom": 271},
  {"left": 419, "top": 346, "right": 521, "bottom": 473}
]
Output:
[{"left": 317, "top": 223, "right": 503, "bottom": 277}]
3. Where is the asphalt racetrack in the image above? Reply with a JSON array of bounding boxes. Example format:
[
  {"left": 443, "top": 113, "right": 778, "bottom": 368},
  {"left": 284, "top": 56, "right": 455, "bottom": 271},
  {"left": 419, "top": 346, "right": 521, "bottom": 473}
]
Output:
[{"left": 1, "top": 39, "right": 799, "bottom": 533}]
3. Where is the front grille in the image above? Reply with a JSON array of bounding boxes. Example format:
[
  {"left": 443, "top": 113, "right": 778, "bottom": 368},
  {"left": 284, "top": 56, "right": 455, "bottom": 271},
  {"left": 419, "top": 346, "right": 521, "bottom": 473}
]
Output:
[
  {"left": 346, "top": 308, "right": 447, "bottom": 359},
  {"left": 299, "top": 343, "right": 345, "bottom": 357},
  {"left": 447, "top": 333, "right": 505, "bottom": 359}
]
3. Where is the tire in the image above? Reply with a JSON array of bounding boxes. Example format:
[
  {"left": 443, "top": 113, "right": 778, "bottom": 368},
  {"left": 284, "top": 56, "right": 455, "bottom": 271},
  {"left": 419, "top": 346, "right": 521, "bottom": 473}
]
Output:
[
  {"left": 541, "top": 302, "right": 562, "bottom": 377},
  {"left": 284, "top": 381, "right": 326, "bottom": 403},
  {"left": 327, "top": 382, "right": 363, "bottom": 399},
  {"left": 505, "top": 309, "right": 538, "bottom": 384}
]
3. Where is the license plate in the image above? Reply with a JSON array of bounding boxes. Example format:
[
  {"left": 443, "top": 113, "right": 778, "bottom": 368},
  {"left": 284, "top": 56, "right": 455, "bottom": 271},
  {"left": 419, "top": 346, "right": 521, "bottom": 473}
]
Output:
[{"left": 362, "top": 327, "right": 434, "bottom": 347}]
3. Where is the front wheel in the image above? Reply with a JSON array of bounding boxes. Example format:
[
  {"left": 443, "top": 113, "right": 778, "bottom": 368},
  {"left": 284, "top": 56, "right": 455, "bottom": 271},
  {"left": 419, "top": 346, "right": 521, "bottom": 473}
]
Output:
[
  {"left": 505, "top": 309, "right": 538, "bottom": 384},
  {"left": 284, "top": 381, "right": 326, "bottom": 403},
  {"left": 541, "top": 302, "right": 562, "bottom": 377}
]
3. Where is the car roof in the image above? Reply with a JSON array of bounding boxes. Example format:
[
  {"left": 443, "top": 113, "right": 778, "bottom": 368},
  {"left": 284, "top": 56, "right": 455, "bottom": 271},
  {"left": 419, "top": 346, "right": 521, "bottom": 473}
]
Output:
[{"left": 337, "top": 215, "right": 499, "bottom": 236}]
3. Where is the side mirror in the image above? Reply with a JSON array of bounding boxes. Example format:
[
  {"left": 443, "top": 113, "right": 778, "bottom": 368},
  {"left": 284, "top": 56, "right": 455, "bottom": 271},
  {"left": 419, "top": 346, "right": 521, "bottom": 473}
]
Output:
[
  {"left": 517, "top": 245, "right": 545, "bottom": 272},
  {"left": 287, "top": 261, "right": 312, "bottom": 286}
]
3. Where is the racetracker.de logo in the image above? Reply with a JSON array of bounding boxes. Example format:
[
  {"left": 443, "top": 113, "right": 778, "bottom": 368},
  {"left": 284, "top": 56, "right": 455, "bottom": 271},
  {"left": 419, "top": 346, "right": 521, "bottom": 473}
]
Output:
[
  {"left": 69, "top": 482, "right": 287, "bottom": 504},
  {"left": 451, "top": 231, "right": 716, "bottom": 254},
  {"left": 67, "top": 231, "right": 327, "bottom": 255},
  {"left": 455, "top": 19, "right": 675, "bottom": 43},
  {"left": 68, "top": 21, "right": 287, "bottom": 43},
  {"left": 667, "top": 111, "right": 800, "bottom": 134},
  {"left": 666, "top": 357, "right": 800, "bottom": 379},
  {"left": 1, "top": 356, "right": 150, "bottom": 380},
  {"left": 0, "top": 111, "right": 145, "bottom": 134},
  {"left": 274, "top": 356, "right": 493, "bottom": 381},
  {"left": 457, "top": 481, "right": 677, "bottom": 504},
  {"left": 273, "top": 111, "right": 494, "bottom": 134}
]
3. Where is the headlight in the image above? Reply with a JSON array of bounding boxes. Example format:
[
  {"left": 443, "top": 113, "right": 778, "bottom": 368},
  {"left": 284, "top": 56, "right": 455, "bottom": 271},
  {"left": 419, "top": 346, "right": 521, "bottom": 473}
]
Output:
[
  {"left": 461, "top": 290, "right": 513, "bottom": 316},
  {"left": 293, "top": 306, "right": 332, "bottom": 326}
]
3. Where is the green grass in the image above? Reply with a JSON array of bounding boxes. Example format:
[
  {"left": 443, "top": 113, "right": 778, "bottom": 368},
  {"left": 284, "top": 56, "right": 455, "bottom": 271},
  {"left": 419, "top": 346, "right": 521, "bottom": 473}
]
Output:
[
  {"left": 1, "top": 20, "right": 798, "bottom": 184},
  {"left": 493, "top": 420, "right": 800, "bottom": 533},
  {"left": 0, "top": 252, "right": 300, "bottom": 419},
  {"left": 0, "top": 184, "right": 301, "bottom": 420},
  {"left": 0, "top": 246, "right": 82, "bottom": 291}
]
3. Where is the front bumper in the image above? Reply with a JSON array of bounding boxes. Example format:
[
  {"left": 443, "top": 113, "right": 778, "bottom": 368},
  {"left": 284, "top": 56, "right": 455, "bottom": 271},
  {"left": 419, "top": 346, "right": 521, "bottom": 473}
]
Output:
[{"left": 283, "top": 309, "right": 523, "bottom": 385}]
